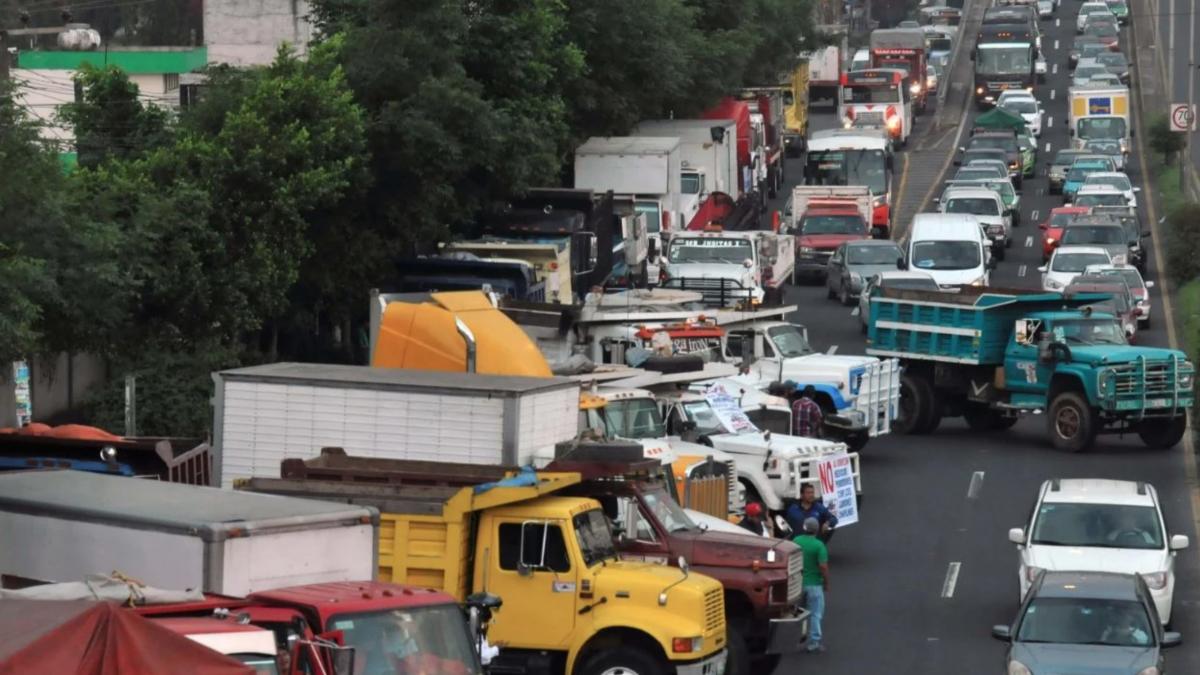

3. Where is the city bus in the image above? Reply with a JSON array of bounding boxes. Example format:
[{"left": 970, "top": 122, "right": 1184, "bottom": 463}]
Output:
[
  {"left": 838, "top": 69, "right": 914, "bottom": 147},
  {"left": 802, "top": 129, "right": 895, "bottom": 237}
]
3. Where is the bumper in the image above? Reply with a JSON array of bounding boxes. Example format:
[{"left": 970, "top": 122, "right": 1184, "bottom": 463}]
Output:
[
  {"left": 1151, "top": 579, "right": 1174, "bottom": 625},
  {"left": 796, "top": 258, "right": 832, "bottom": 276},
  {"left": 674, "top": 650, "right": 728, "bottom": 675},
  {"left": 764, "top": 609, "right": 812, "bottom": 654}
]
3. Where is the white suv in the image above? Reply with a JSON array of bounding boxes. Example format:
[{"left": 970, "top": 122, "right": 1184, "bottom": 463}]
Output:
[{"left": 1008, "top": 479, "right": 1190, "bottom": 624}]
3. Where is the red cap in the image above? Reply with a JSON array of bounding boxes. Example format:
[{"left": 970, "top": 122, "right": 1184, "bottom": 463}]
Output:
[{"left": 745, "top": 502, "right": 763, "bottom": 517}]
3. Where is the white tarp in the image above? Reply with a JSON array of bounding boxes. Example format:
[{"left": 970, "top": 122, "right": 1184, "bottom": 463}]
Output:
[{"left": 0, "top": 573, "right": 205, "bottom": 604}]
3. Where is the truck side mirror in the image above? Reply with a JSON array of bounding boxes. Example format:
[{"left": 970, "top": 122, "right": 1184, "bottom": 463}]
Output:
[
  {"left": 518, "top": 521, "right": 550, "bottom": 576},
  {"left": 573, "top": 232, "right": 598, "bottom": 274},
  {"left": 896, "top": 256, "right": 907, "bottom": 270}
]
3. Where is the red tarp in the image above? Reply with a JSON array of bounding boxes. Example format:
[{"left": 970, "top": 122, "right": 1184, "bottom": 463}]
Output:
[
  {"left": 702, "top": 97, "right": 752, "bottom": 170},
  {"left": 0, "top": 423, "right": 124, "bottom": 440},
  {"left": 0, "top": 600, "right": 253, "bottom": 675}
]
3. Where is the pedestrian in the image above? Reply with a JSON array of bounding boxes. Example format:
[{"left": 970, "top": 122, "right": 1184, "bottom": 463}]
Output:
[
  {"left": 792, "top": 385, "right": 823, "bottom": 438},
  {"left": 794, "top": 517, "right": 829, "bottom": 653},
  {"left": 785, "top": 483, "right": 838, "bottom": 541},
  {"left": 737, "top": 502, "right": 770, "bottom": 536}
]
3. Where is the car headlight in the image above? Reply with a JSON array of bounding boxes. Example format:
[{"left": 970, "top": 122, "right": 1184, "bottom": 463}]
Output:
[
  {"left": 1008, "top": 661, "right": 1032, "bottom": 675},
  {"left": 850, "top": 271, "right": 863, "bottom": 284},
  {"left": 1179, "top": 372, "right": 1193, "bottom": 389},
  {"left": 976, "top": 86, "right": 985, "bottom": 94},
  {"left": 1141, "top": 571, "right": 1169, "bottom": 590},
  {"left": 970, "top": 277, "right": 986, "bottom": 287},
  {"left": 843, "top": 119, "right": 853, "bottom": 129}
]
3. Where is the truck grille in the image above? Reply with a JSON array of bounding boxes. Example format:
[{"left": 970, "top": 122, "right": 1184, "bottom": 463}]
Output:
[
  {"left": 1103, "top": 357, "right": 1194, "bottom": 411},
  {"left": 725, "top": 461, "right": 738, "bottom": 511},
  {"left": 662, "top": 278, "right": 751, "bottom": 307},
  {"left": 786, "top": 551, "right": 804, "bottom": 604},
  {"left": 852, "top": 358, "right": 901, "bottom": 437},
  {"left": 854, "top": 111, "right": 885, "bottom": 126},
  {"left": 703, "top": 587, "right": 724, "bottom": 635}
]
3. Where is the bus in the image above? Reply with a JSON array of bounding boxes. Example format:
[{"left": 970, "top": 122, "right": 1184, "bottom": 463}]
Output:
[
  {"left": 838, "top": 69, "right": 914, "bottom": 147},
  {"left": 802, "top": 129, "right": 895, "bottom": 237}
]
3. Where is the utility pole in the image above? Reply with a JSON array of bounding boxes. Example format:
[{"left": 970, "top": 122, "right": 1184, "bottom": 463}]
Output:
[{"left": 1, "top": 10, "right": 81, "bottom": 82}]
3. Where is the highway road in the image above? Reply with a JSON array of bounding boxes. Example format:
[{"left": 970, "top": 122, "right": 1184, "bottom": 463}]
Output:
[{"left": 769, "top": 2, "right": 1200, "bottom": 672}]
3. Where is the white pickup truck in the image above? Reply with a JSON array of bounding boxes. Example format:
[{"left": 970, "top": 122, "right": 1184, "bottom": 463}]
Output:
[{"left": 661, "top": 229, "right": 795, "bottom": 307}]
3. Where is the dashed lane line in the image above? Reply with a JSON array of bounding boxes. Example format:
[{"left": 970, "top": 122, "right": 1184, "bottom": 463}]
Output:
[
  {"left": 941, "top": 562, "right": 962, "bottom": 599},
  {"left": 1050, "top": 89, "right": 1056, "bottom": 101},
  {"left": 966, "top": 471, "right": 985, "bottom": 499},
  {"left": 1025, "top": 235, "right": 1034, "bottom": 248},
  {"left": 1046, "top": 116, "right": 1053, "bottom": 128},
  {"left": 1018, "top": 264, "right": 1027, "bottom": 277}
]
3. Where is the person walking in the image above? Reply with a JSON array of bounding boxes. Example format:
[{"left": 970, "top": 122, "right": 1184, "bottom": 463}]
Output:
[
  {"left": 784, "top": 483, "right": 838, "bottom": 541},
  {"left": 794, "top": 517, "right": 829, "bottom": 653},
  {"left": 736, "top": 502, "right": 770, "bottom": 536},
  {"left": 792, "top": 385, "right": 824, "bottom": 438}
]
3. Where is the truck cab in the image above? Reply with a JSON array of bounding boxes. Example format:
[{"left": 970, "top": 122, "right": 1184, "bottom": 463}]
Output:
[
  {"left": 661, "top": 229, "right": 795, "bottom": 308},
  {"left": 790, "top": 187, "right": 873, "bottom": 280}
]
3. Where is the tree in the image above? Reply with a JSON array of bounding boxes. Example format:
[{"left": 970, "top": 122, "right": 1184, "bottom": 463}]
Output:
[
  {"left": 57, "top": 64, "right": 172, "bottom": 168},
  {"left": 1149, "top": 114, "right": 1186, "bottom": 165},
  {"left": 1166, "top": 202, "right": 1200, "bottom": 287}
]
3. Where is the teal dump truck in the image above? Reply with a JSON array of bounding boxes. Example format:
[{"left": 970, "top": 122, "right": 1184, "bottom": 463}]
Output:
[{"left": 865, "top": 286, "right": 1193, "bottom": 452}]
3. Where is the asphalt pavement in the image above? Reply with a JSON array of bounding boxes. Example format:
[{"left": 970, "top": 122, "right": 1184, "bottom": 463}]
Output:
[{"left": 769, "top": 2, "right": 1200, "bottom": 671}]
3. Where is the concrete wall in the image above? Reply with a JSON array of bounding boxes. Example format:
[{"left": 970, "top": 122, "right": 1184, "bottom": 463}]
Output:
[
  {"left": 204, "top": 0, "right": 313, "bottom": 67},
  {"left": 0, "top": 354, "right": 108, "bottom": 428},
  {"left": 11, "top": 69, "right": 75, "bottom": 145}
]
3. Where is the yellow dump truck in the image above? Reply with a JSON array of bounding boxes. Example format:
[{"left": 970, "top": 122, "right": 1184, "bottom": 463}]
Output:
[
  {"left": 242, "top": 462, "right": 728, "bottom": 675},
  {"left": 783, "top": 59, "right": 810, "bottom": 157}
]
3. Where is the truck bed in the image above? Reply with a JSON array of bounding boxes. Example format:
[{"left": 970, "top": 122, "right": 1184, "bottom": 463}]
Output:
[{"left": 866, "top": 287, "right": 1111, "bottom": 365}]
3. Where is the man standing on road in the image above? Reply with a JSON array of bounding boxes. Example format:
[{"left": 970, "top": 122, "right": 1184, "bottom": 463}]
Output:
[
  {"left": 794, "top": 517, "right": 829, "bottom": 653},
  {"left": 785, "top": 483, "right": 838, "bottom": 541},
  {"left": 792, "top": 385, "right": 823, "bottom": 438}
]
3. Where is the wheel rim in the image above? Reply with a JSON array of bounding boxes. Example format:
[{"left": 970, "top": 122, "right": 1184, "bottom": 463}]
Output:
[
  {"left": 1055, "top": 405, "right": 1080, "bottom": 439},
  {"left": 599, "top": 668, "right": 641, "bottom": 675}
]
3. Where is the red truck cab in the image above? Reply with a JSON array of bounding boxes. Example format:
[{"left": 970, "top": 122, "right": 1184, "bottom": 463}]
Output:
[
  {"left": 794, "top": 204, "right": 871, "bottom": 279},
  {"left": 1039, "top": 205, "right": 1092, "bottom": 262}
]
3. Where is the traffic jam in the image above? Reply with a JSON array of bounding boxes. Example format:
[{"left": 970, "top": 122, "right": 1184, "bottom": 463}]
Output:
[{"left": 2, "top": 1, "right": 1196, "bottom": 675}]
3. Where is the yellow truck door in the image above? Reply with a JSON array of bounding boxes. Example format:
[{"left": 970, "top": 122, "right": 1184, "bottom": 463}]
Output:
[{"left": 485, "top": 518, "right": 579, "bottom": 649}]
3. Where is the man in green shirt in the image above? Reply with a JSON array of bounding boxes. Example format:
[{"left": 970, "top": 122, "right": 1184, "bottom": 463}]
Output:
[{"left": 794, "top": 517, "right": 829, "bottom": 653}]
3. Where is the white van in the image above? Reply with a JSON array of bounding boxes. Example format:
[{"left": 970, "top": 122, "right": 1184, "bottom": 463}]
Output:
[
  {"left": 904, "top": 213, "right": 994, "bottom": 288},
  {"left": 938, "top": 186, "right": 1011, "bottom": 259}
]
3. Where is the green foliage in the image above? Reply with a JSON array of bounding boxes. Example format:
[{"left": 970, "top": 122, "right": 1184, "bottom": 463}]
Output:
[
  {"left": 1165, "top": 202, "right": 1200, "bottom": 287},
  {"left": 58, "top": 65, "right": 172, "bottom": 168},
  {"left": 1149, "top": 114, "right": 1186, "bottom": 165}
]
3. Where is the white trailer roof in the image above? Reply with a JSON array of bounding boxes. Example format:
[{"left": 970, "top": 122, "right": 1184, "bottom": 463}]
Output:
[{"left": 575, "top": 136, "right": 680, "bottom": 155}]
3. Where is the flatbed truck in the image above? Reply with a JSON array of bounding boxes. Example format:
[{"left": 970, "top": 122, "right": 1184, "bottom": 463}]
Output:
[{"left": 866, "top": 286, "right": 1194, "bottom": 451}]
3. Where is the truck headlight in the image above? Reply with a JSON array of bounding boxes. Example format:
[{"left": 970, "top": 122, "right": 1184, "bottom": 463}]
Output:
[
  {"left": 976, "top": 86, "right": 985, "bottom": 95},
  {"left": 910, "top": 82, "right": 922, "bottom": 94},
  {"left": 1099, "top": 369, "right": 1115, "bottom": 393},
  {"left": 1179, "top": 372, "right": 1193, "bottom": 389},
  {"left": 970, "top": 277, "right": 986, "bottom": 287},
  {"left": 1045, "top": 278, "right": 1063, "bottom": 290},
  {"left": 672, "top": 636, "right": 704, "bottom": 653}
]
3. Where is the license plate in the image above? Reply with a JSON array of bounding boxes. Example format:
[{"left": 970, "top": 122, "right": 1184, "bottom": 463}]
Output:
[{"left": 1147, "top": 398, "right": 1172, "bottom": 408}]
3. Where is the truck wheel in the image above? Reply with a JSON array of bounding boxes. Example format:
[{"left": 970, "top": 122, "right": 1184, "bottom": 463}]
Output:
[
  {"left": 919, "top": 388, "right": 943, "bottom": 434},
  {"left": 725, "top": 627, "right": 751, "bottom": 675},
  {"left": 1048, "top": 391, "right": 1097, "bottom": 453},
  {"left": 845, "top": 432, "right": 870, "bottom": 453},
  {"left": 895, "top": 373, "right": 932, "bottom": 435},
  {"left": 578, "top": 647, "right": 666, "bottom": 675},
  {"left": 1138, "top": 415, "right": 1187, "bottom": 449}
]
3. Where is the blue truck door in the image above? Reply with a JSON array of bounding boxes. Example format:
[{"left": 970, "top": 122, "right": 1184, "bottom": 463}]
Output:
[{"left": 1004, "top": 320, "right": 1053, "bottom": 394}]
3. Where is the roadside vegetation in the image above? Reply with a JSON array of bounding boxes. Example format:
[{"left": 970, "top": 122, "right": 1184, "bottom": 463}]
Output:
[{"left": 0, "top": 0, "right": 825, "bottom": 435}]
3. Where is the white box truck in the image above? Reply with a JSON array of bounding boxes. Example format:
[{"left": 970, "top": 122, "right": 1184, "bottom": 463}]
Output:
[
  {"left": 0, "top": 470, "right": 378, "bottom": 597},
  {"left": 631, "top": 119, "right": 741, "bottom": 200},
  {"left": 212, "top": 363, "right": 581, "bottom": 488}
]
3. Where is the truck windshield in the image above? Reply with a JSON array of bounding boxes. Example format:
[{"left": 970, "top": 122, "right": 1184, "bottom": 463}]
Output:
[
  {"left": 801, "top": 214, "right": 866, "bottom": 235},
  {"left": 976, "top": 45, "right": 1032, "bottom": 75},
  {"left": 1053, "top": 318, "right": 1127, "bottom": 345},
  {"left": 842, "top": 84, "right": 900, "bottom": 104},
  {"left": 681, "top": 401, "right": 732, "bottom": 436},
  {"left": 327, "top": 605, "right": 481, "bottom": 675},
  {"left": 603, "top": 398, "right": 667, "bottom": 439},
  {"left": 643, "top": 487, "right": 697, "bottom": 533},
  {"left": 804, "top": 149, "right": 889, "bottom": 195},
  {"left": 575, "top": 509, "right": 619, "bottom": 566},
  {"left": 1077, "top": 117, "right": 1127, "bottom": 140},
  {"left": 946, "top": 197, "right": 1000, "bottom": 216},
  {"left": 767, "top": 324, "right": 813, "bottom": 357},
  {"left": 911, "top": 240, "right": 981, "bottom": 270},
  {"left": 668, "top": 238, "right": 753, "bottom": 264}
]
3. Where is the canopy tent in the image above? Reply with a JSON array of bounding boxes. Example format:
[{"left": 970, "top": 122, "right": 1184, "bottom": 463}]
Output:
[
  {"left": 973, "top": 106, "right": 1028, "bottom": 132},
  {"left": 0, "top": 599, "right": 252, "bottom": 675}
]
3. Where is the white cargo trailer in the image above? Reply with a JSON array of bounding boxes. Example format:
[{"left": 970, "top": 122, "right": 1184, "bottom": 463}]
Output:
[
  {"left": 212, "top": 363, "right": 581, "bottom": 488},
  {"left": 631, "top": 119, "right": 741, "bottom": 200},
  {"left": 0, "top": 470, "right": 378, "bottom": 596}
]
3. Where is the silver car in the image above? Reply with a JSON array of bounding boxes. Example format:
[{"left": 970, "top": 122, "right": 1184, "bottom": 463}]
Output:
[{"left": 826, "top": 239, "right": 906, "bottom": 305}]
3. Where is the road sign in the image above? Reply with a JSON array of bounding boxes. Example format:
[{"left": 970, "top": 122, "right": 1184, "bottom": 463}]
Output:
[{"left": 1170, "top": 103, "right": 1196, "bottom": 132}]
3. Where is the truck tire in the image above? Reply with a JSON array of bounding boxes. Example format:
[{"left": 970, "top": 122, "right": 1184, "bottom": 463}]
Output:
[
  {"left": 1138, "top": 415, "right": 1187, "bottom": 449},
  {"left": 725, "top": 627, "right": 751, "bottom": 675},
  {"left": 919, "top": 388, "right": 943, "bottom": 434},
  {"left": 578, "top": 647, "right": 666, "bottom": 675},
  {"left": 1048, "top": 391, "right": 1097, "bottom": 453},
  {"left": 641, "top": 355, "right": 705, "bottom": 374},
  {"left": 895, "top": 373, "right": 932, "bottom": 435}
]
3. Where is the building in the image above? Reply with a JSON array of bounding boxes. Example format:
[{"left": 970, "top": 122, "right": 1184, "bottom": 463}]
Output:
[
  {"left": 203, "top": 0, "right": 312, "bottom": 67},
  {"left": 12, "top": 46, "right": 208, "bottom": 162}
]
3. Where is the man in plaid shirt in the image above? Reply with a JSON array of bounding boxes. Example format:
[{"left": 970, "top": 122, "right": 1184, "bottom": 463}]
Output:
[{"left": 792, "top": 385, "right": 823, "bottom": 438}]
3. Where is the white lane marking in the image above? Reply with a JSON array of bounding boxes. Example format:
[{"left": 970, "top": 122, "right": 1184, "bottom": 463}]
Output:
[
  {"left": 1025, "top": 235, "right": 1034, "bottom": 248},
  {"left": 1045, "top": 141, "right": 1051, "bottom": 152},
  {"left": 1054, "top": 39, "right": 1060, "bottom": 50},
  {"left": 1050, "top": 89, "right": 1056, "bottom": 101},
  {"left": 1047, "top": 116, "right": 1053, "bottom": 128},
  {"left": 1052, "top": 64, "right": 1059, "bottom": 75},
  {"left": 1030, "top": 210, "right": 1039, "bottom": 221},
  {"left": 1056, "top": 18, "right": 1061, "bottom": 27},
  {"left": 942, "top": 562, "right": 962, "bottom": 598},
  {"left": 1018, "top": 264, "right": 1028, "bottom": 277},
  {"left": 967, "top": 471, "right": 986, "bottom": 499}
]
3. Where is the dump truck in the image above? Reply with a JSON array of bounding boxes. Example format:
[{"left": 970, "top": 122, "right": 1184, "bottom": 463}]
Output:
[
  {"left": 238, "top": 454, "right": 729, "bottom": 675},
  {"left": 782, "top": 59, "right": 810, "bottom": 156},
  {"left": 0, "top": 469, "right": 379, "bottom": 597},
  {"left": 865, "top": 286, "right": 1194, "bottom": 451}
]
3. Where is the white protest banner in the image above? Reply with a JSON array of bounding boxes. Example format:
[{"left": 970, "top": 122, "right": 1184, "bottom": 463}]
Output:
[
  {"left": 817, "top": 453, "right": 859, "bottom": 526},
  {"left": 702, "top": 384, "right": 759, "bottom": 435}
]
